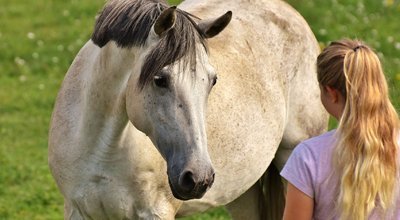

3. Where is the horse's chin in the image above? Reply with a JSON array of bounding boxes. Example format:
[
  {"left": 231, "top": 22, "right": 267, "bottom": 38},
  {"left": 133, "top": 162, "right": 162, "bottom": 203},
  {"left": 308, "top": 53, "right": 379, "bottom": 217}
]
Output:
[{"left": 168, "top": 178, "right": 207, "bottom": 201}]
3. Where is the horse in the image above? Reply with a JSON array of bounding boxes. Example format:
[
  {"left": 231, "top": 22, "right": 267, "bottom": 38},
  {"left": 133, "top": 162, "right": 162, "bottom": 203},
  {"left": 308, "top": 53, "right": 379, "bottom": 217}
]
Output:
[{"left": 48, "top": 0, "right": 328, "bottom": 219}]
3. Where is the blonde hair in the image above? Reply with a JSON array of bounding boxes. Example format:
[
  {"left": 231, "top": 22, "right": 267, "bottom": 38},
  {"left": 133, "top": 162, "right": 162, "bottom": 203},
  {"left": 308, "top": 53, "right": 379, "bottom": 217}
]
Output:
[{"left": 317, "top": 39, "right": 399, "bottom": 220}]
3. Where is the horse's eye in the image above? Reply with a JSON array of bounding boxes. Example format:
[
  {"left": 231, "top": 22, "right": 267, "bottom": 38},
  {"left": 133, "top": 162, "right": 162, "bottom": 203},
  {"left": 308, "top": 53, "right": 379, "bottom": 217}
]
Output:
[
  {"left": 154, "top": 75, "right": 169, "bottom": 88},
  {"left": 212, "top": 76, "right": 218, "bottom": 86}
]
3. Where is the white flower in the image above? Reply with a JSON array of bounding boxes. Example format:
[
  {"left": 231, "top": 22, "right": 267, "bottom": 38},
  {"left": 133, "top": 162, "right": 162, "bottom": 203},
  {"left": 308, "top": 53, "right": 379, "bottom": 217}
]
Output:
[
  {"left": 52, "top": 57, "right": 59, "bottom": 63},
  {"left": 32, "top": 52, "right": 39, "bottom": 59},
  {"left": 395, "top": 42, "right": 400, "bottom": 50},
  {"left": 67, "top": 45, "right": 74, "bottom": 52},
  {"left": 318, "top": 29, "right": 327, "bottom": 36},
  {"left": 37, "top": 40, "right": 44, "bottom": 47},
  {"left": 63, "top": 10, "right": 70, "bottom": 17},
  {"left": 14, "top": 57, "right": 26, "bottom": 66},
  {"left": 75, "top": 39, "right": 83, "bottom": 45},
  {"left": 27, "top": 32, "right": 35, "bottom": 40},
  {"left": 57, "top": 45, "right": 64, "bottom": 51},
  {"left": 19, "top": 75, "right": 27, "bottom": 82}
]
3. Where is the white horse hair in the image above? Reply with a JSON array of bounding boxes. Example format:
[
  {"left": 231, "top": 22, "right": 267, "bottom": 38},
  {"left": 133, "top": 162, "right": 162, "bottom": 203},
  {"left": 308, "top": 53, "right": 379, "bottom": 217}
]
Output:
[{"left": 48, "top": 0, "right": 328, "bottom": 219}]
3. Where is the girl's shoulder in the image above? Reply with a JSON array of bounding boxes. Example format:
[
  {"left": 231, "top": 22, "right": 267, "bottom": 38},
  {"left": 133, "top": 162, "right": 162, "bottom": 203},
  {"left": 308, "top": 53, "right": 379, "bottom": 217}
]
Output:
[
  {"left": 303, "top": 129, "right": 336, "bottom": 144},
  {"left": 295, "top": 130, "right": 337, "bottom": 154}
]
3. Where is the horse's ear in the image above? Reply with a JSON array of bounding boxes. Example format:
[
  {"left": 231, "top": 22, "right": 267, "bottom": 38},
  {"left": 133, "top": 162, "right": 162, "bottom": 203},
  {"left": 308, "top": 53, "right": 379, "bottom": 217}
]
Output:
[
  {"left": 154, "top": 6, "right": 177, "bottom": 36},
  {"left": 198, "top": 11, "right": 232, "bottom": 38}
]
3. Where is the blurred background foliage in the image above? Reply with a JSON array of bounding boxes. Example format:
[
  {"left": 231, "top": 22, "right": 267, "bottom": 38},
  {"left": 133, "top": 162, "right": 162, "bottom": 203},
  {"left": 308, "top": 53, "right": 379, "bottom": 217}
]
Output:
[{"left": 0, "top": 0, "right": 398, "bottom": 219}]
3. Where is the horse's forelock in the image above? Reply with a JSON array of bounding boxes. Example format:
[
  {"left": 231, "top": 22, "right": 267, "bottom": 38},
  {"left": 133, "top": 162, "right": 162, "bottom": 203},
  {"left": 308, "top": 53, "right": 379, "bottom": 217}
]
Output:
[
  {"left": 138, "top": 9, "right": 208, "bottom": 90},
  {"left": 91, "top": 0, "right": 207, "bottom": 91},
  {"left": 92, "top": 0, "right": 163, "bottom": 48}
]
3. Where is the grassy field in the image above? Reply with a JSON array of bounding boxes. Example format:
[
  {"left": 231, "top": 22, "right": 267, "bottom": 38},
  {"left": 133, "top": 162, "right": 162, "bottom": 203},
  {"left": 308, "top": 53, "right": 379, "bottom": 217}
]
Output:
[{"left": 0, "top": 0, "right": 399, "bottom": 219}]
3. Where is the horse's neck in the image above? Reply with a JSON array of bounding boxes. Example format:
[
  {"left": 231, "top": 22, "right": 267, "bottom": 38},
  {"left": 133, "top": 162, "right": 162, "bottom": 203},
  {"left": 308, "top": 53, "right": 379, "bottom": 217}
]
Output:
[{"left": 77, "top": 41, "right": 137, "bottom": 151}]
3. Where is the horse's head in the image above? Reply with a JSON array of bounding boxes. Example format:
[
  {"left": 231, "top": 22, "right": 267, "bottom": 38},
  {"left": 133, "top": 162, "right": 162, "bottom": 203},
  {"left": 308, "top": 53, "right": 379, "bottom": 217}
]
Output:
[{"left": 92, "top": 1, "right": 231, "bottom": 200}]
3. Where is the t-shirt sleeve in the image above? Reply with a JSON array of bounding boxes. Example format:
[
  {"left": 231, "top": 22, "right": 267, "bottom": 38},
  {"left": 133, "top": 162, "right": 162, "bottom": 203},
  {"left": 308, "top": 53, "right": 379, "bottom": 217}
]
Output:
[{"left": 280, "top": 143, "right": 315, "bottom": 198}]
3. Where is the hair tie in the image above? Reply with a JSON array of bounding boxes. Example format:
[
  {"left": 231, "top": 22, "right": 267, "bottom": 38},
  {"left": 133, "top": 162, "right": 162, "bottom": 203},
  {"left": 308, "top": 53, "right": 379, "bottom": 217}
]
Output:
[{"left": 353, "top": 45, "right": 362, "bottom": 52}]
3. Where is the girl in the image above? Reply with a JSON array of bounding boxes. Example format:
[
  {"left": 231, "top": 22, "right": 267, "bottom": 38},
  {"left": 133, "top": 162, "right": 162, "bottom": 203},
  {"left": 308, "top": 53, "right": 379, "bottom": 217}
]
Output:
[{"left": 281, "top": 39, "right": 400, "bottom": 220}]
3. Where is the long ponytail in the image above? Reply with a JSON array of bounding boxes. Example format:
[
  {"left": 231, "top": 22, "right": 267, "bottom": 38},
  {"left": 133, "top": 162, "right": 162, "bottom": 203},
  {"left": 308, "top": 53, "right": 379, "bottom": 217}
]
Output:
[{"left": 317, "top": 39, "right": 399, "bottom": 220}]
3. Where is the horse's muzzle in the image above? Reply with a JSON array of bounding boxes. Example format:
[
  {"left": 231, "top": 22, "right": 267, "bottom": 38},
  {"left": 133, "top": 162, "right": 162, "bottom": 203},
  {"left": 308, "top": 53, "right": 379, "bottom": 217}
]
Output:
[{"left": 168, "top": 169, "right": 215, "bottom": 200}]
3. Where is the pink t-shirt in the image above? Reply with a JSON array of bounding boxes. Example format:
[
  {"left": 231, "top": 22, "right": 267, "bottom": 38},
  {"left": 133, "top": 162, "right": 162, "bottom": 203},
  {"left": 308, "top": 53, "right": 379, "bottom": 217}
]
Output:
[{"left": 280, "top": 130, "right": 400, "bottom": 220}]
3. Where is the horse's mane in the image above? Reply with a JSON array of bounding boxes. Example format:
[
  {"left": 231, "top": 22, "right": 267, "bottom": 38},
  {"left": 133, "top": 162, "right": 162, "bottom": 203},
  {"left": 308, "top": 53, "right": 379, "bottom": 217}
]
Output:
[{"left": 91, "top": 0, "right": 208, "bottom": 90}]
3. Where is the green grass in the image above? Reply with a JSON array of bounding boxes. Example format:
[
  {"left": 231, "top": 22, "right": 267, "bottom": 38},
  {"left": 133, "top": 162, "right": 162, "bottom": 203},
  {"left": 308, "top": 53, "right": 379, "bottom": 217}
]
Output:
[
  {"left": 0, "top": 1, "right": 105, "bottom": 219},
  {"left": 288, "top": 0, "right": 400, "bottom": 109},
  {"left": 0, "top": 0, "right": 399, "bottom": 219}
]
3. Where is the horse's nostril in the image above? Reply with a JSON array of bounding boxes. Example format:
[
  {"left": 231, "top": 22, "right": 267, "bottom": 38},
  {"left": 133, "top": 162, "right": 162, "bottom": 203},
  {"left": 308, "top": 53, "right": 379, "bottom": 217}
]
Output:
[
  {"left": 179, "top": 171, "right": 196, "bottom": 192},
  {"left": 209, "top": 172, "right": 215, "bottom": 187}
]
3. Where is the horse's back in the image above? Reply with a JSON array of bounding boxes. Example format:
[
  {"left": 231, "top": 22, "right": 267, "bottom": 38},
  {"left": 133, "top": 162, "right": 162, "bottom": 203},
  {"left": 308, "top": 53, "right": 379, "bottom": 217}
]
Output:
[{"left": 178, "top": 0, "right": 327, "bottom": 215}]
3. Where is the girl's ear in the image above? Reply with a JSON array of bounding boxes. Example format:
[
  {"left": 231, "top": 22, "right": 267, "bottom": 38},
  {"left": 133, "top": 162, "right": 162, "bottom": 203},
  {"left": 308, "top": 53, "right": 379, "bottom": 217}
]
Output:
[{"left": 325, "top": 86, "right": 341, "bottom": 103}]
